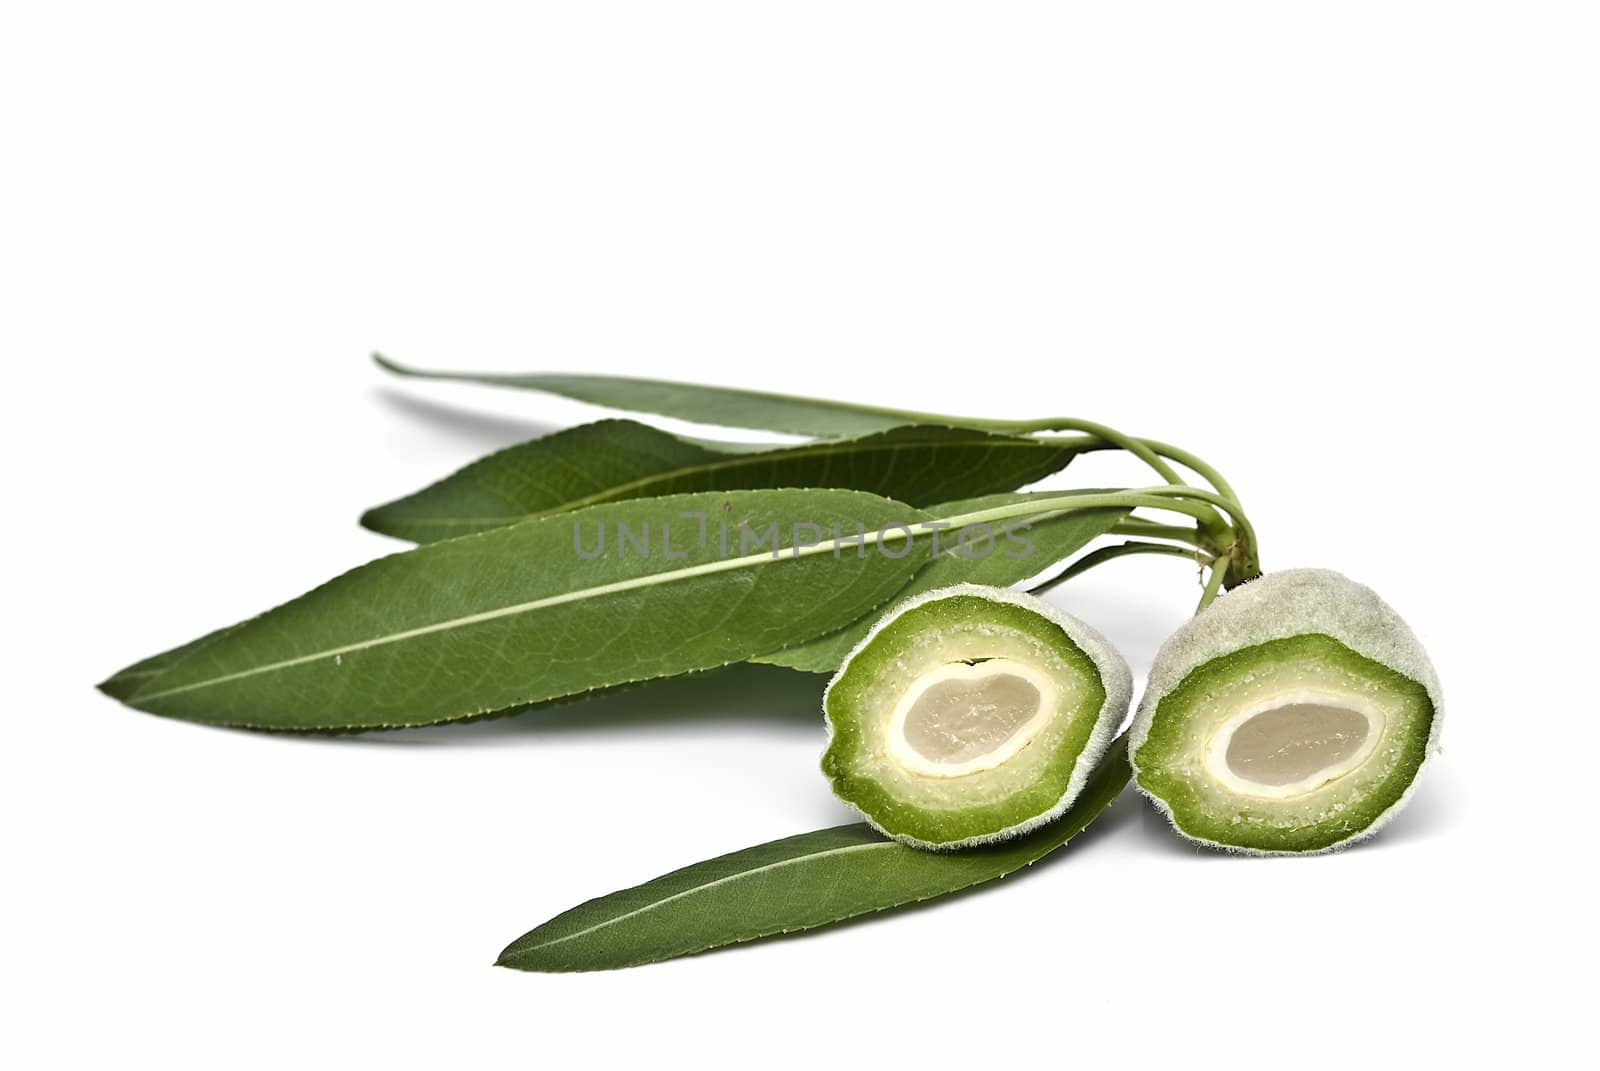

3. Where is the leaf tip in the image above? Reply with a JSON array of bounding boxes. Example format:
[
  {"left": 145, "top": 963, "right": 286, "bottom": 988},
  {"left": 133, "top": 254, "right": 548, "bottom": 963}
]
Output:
[
  {"left": 356, "top": 506, "right": 388, "bottom": 535},
  {"left": 371, "top": 352, "right": 410, "bottom": 375},
  {"left": 96, "top": 666, "right": 145, "bottom": 703},
  {"left": 493, "top": 946, "right": 533, "bottom": 971}
]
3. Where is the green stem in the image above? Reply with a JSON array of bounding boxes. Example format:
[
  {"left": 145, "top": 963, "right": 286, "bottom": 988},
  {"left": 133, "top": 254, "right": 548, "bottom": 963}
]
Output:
[
  {"left": 1043, "top": 435, "right": 1241, "bottom": 510},
  {"left": 1003, "top": 418, "right": 1187, "bottom": 485},
  {"left": 969, "top": 484, "right": 1255, "bottom": 575},
  {"left": 989, "top": 418, "right": 1235, "bottom": 538},
  {"left": 1139, "top": 438, "right": 1241, "bottom": 509},
  {"left": 1135, "top": 487, "right": 1258, "bottom": 560},
  {"left": 1109, "top": 519, "right": 1207, "bottom": 546},
  {"left": 1030, "top": 541, "right": 1204, "bottom": 597},
  {"left": 947, "top": 488, "right": 1222, "bottom": 532},
  {"left": 924, "top": 485, "right": 1259, "bottom": 603},
  {"left": 1196, "top": 552, "right": 1232, "bottom": 613},
  {"left": 938, "top": 485, "right": 1260, "bottom": 589}
]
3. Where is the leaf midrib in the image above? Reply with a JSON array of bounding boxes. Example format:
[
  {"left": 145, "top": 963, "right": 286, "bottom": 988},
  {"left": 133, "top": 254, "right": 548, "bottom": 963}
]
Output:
[
  {"left": 518, "top": 841, "right": 886, "bottom": 956},
  {"left": 134, "top": 492, "right": 1127, "bottom": 702},
  {"left": 132, "top": 534, "right": 881, "bottom": 700}
]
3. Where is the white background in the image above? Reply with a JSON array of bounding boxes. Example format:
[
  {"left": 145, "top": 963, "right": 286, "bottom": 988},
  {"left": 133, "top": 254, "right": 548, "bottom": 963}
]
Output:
[{"left": 4, "top": 3, "right": 1595, "bottom": 1068}]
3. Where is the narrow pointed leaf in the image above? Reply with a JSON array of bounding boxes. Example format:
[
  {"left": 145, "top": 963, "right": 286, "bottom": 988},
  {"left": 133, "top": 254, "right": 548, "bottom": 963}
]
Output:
[
  {"left": 361, "top": 421, "right": 1084, "bottom": 544},
  {"left": 376, "top": 353, "right": 926, "bottom": 437},
  {"left": 362, "top": 419, "right": 715, "bottom": 541},
  {"left": 755, "top": 491, "right": 1130, "bottom": 673},
  {"left": 497, "top": 737, "right": 1131, "bottom": 972},
  {"left": 103, "top": 489, "right": 934, "bottom": 732}
]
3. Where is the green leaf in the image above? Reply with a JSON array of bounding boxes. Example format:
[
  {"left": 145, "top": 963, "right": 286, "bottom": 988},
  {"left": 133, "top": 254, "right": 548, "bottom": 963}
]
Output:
[
  {"left": 375, "top": 353, "right": 927, "bottom": 437},
  {"left": 361, "top": 421, "right": 1084, "bottom": 544},
  {"left": 103, "top": 489, "right": 936, "bottom": 732},
  {"left": 497, "top": 736, "right": 1131, "bottom": 972},
  {"left": 755, "top": 491, "right": 1131, "bottom": 673}
]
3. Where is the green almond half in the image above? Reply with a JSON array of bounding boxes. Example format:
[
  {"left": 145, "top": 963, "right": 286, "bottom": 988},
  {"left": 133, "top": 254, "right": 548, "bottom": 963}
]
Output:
[
  {"left": 822, "top": 584, "right": 1132, "bottom": 850},
  {"left": 1130, "top": 568, "right": 1442, "bottom": 854}
]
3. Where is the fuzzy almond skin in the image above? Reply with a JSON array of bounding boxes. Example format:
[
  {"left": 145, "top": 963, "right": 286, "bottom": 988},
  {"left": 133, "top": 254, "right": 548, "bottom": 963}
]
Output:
[
  {"left": 1129, "top": 568, "right": 1443, "bottom": 855},
  {"left": 823, "top": 583, "right": 1132, "bottom": 851}
]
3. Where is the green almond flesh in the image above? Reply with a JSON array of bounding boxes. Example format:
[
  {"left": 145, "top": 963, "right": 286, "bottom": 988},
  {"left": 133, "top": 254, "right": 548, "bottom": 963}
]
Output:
[
  {"left": 1134, "top": 633, "right": 1435, "bottom": 852},
  {"left": 824, "top": 594, "right": 1108, "bottom": 847}
]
